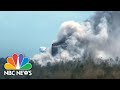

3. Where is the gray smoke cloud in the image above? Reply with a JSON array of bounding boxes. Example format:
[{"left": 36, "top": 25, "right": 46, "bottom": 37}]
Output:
[{"left": 31, "top": 11, "right": 120, "bottom": 66}]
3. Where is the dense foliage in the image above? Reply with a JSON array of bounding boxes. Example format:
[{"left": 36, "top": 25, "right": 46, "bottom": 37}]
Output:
[{"left": 1, "top": 57, "right": 120, "bottom": 79}]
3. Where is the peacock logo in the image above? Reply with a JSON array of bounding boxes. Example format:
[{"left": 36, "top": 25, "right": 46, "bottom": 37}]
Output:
[{"left": 4, "top": 54, "right": 32, "bottom": 70}]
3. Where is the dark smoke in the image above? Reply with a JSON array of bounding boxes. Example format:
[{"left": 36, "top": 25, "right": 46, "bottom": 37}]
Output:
[{"left": 32, "top": 11, "right": 120, "bottom": 66}]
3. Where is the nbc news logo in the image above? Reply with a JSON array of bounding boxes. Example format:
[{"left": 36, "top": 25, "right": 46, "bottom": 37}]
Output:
[{"left": 4, "top": 54, "right": 32, "bottom": 76}]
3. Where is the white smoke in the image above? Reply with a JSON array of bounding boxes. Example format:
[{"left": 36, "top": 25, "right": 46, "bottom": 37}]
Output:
[{"left": 31, "top": 11, "right": 120, "bottom": 66}]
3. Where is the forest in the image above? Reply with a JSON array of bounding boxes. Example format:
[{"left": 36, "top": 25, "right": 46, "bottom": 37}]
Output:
[{"left": 1, "top": 57, "right": 120, "bottom": 79}]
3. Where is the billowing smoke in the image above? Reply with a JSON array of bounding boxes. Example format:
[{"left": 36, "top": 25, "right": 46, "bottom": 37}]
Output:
[{"left": 31, "top": 11, "right": 120, "bottom": 66}]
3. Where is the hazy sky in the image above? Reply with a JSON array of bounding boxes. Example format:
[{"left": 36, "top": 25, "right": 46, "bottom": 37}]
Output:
[{"left": 0, "top": 11, "right": 95, "bottom": 58}]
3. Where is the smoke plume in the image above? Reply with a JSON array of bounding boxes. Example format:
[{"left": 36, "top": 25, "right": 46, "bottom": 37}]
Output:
[{"left": 31, "top": 11, "right": 120, "bottom": 66}]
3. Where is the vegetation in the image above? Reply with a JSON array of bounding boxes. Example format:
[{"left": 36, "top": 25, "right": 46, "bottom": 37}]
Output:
[{"left": 1, "top": 57, "right": 120, "bottom": 79}]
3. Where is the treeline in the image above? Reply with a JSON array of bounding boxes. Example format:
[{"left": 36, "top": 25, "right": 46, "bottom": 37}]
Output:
[{"left": 1, "top": 57, "right": 120, "bottom": 79}]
